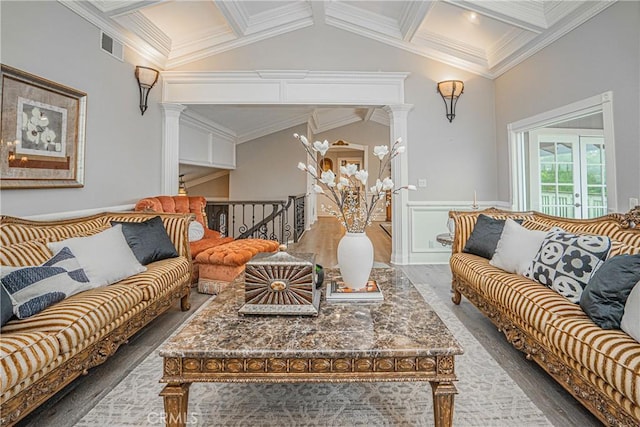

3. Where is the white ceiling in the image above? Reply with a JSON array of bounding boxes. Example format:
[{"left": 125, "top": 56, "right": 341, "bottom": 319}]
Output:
[
  {"left": 60, "top": 0, "right": 616, "bottom": 177},
  {"left": 63, "top": 0, "right": 614, "bottom": 78}
]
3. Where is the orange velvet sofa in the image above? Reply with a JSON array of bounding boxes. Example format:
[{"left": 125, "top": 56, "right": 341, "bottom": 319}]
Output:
[
  {"left": 134, "top": 196, "right": 233, "bottom": 259},
  {"left": 134, "top": 196, "right": 279, "bottom": 287}
]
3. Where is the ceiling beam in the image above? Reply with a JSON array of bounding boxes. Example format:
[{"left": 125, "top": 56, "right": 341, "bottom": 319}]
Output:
[
  {"left": 92, "top": 0, "right": 167, "bottom": 18},
  {"left": 213, "top": 0, "right": 249, "bottom": 36},
  {"left": 399, "top": 1, "right": 435, "bottom": 42},
  {"left": 446, "top": 0, "right": 547, "bottom": 33}
]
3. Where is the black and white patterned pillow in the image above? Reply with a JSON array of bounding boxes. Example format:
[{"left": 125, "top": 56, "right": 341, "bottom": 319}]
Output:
[
  {"left": 524, "top": 229, "right": 611, "bottom": 303},
  {"left": 1, "top": 247, "right": 93, "bottom": 319}
]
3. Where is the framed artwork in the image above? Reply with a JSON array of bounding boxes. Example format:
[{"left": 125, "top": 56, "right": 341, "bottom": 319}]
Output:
[{"left": 1, "top": 64, "right": 87, "bottom": 188}]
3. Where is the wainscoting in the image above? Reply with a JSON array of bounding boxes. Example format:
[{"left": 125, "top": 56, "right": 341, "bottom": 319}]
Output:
[{"left": 407, "top": 201, "right": 511, "bottom": 264}]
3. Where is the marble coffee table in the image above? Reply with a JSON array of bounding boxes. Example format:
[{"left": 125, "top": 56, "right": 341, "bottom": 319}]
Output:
[{"left": 159, "top": 268, "right": 464, "bottom": 427}]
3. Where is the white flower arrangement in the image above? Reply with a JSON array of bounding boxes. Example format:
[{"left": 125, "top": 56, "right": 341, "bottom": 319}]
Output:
[{"left": 294, "top": 133, "right": 416, "bottom": 232}]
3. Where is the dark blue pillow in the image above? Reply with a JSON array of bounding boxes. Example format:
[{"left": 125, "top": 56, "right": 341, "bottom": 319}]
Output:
[
  {"left": 580, "top": 254, "right": 640, "bottom": 329},
  {"left": 463, "top": 215, "right": 522, "bottom": 259},
  {"left": 112, "top": 216, "right": 178, "bottom": 265},
  {"left": 1, "top": 284, "right": 13, "bottom": 326}
]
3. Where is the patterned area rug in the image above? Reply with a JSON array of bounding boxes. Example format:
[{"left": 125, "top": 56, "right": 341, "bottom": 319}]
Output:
[{"left": 77, "top": 283, "right": 551, "bottom": 426}]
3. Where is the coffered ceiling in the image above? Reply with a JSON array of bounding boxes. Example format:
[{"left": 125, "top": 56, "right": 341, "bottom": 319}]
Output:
[{"left": 62, "top": 0, "right": 614, "bottom": 78}]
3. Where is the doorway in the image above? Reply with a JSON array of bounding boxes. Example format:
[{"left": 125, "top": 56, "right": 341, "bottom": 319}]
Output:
[
  {"left": 529, "top": 128, "right": 606, "bottom": 218},
  {"left": 508, "top": 92, "right": 617, "bottom": 216}
]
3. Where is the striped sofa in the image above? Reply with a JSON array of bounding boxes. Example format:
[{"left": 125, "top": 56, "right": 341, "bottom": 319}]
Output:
[
  {"left": 449, "top": 208, "right": 640, "bottom": 426},
  {"left": 0, "top": 212, "right": 193, "bottom": 426}
]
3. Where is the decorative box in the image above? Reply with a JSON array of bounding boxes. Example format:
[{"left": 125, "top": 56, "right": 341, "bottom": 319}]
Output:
[{"left": 239, "top": 250, "right": 320, "bottom": 316}]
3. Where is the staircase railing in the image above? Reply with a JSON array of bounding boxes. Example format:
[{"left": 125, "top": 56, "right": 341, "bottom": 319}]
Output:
[{"left": 206, "top": 194, "right": 306, "bottom": 244}]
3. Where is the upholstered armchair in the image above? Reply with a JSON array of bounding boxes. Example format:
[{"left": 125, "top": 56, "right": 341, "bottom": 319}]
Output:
[{"left": 134, "top": 196, "right": 233, "bottom": 259}]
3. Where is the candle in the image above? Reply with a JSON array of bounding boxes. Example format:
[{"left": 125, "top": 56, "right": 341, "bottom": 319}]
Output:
[{"left": 473, "top": 190, "right": 477, "bottom": 206}]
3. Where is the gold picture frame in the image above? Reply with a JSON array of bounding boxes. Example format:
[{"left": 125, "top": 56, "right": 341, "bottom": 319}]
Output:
[{"left": 0, "top": 64, "right": 87, "bottom": 189}]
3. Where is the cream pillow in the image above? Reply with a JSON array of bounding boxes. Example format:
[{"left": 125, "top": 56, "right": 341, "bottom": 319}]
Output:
[
  {"left": 48, "top": 224, "right": 146, "bottom": 286},
  {"left": 188, "top": 221, "right": 205, "bottom": 242},
  {"left": 621, "top": 281, "right": 640, "bottom": 342},
  {"left": 490, "top": 218, "right": 547, "bottom": 275}
]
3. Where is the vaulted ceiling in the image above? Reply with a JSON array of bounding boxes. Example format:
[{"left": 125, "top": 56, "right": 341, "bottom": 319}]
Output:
[{"left": 63, "top": 0, "right": 614, "bottom": 78}]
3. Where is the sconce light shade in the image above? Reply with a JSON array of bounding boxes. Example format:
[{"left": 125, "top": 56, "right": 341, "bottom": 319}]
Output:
[
  {"left": 178, "top": 174, "right": 188, "bottom": 196},
  {"left": 135, "top": 66, "right": 159, "bottom": 115},
  {"left": 437, "top": 80, "right": 464, "bottom": 123}
]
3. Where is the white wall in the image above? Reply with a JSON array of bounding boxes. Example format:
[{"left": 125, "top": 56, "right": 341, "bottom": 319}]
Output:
[
  {"left": 229, "top": 124, "right": 307, "bottom": 201},
  {"left": 0, "top": 1, "right": 165, "bottom": 217},
  {"left": 495, "top": 1, "right": 640, "bottom": 212},
  {"left": 173, "top": 21, "right": 498, "bottom": 205}
]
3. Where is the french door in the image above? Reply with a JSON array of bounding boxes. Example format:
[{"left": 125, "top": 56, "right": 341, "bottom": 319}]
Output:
[{"left": 529, "top": 129, "right": 606, "bottom": 219}]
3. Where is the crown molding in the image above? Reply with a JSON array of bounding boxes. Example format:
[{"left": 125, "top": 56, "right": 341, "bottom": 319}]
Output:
[
  {"left": 310, "top": 108, "right": 364, "bottom": 134},
  {"left": 114, "top": 11, "right": 171, "bottom": 56},
  {"left": 237, "top": 113, "right": 309, "bottom": 144},
  {"left": 213, "top": 0, "right": 249, "bottom": 36},
  {"left": 543, "top": 0, "right": 583, "bottom": 27},
  {"left": 165, "top": 18, "right": 313, "bottom": 69},
  {"left": 181, "top": 110, "right": 237, "bottom": 142},
  {"left": 169, "top": 27, "right": 236, "bottom": 62},
  {"left": 243, "top": 1, "right": 314, "bottom": 36},
  {"left": 399, "top": 0, "right": 435, "bottom": 42},
  {"left": 447, "top": 0, "right": 547, "bottom": 32},
  {"left": 59, "top": 0, "right": 166, "bottom": 68},
  {"left": 487, "top": 28, "right": 537, "bottom": 69},
  {"left": 325, "top": 1, "right": 402, "bottom": 40},
  {"left": 370, "top": 109, "right": 390, "bottom": 127},
  {"left": 325, "top": 12, "right": 491, "bottom": 77},
  {"left": 488, "top": 0, "right": 616, "bottom": 77},
  {"left": 92, "top": 0, "right": 163, "bottom": 17}
]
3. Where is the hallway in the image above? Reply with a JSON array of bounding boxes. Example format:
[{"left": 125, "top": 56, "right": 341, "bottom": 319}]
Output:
[{"left": 287, "top": 217, "right": 391, "bottom": 267}]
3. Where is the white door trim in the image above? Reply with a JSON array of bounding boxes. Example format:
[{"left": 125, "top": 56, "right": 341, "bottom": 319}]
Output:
[
  {"left": 507, "top": 91, "right": 617, "bottom": 213},
  {"left": 160, "top": 70, "right": 412, "bottom": 264}
]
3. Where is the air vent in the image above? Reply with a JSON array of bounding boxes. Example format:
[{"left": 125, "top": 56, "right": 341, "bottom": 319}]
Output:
[{"left": 100, "top": 31, "right": 124, "bottom": 61}]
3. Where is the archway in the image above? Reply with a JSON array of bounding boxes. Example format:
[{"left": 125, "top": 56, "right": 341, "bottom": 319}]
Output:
[{"left": 160, "top": 70, "right": 412, "bottom": 264}]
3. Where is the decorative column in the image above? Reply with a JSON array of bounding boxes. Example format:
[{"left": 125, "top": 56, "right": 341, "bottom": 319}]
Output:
[
  {"left": 383, "top": 104, "right": 413, "bottom": 265},
  {"left": 161, "top": 103, "right": 187, "bottom": 195}
]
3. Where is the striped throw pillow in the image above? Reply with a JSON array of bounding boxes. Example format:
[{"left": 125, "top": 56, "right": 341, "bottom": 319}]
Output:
[{"left": 0, "top": 247, "right": 93, "bottom": 319}]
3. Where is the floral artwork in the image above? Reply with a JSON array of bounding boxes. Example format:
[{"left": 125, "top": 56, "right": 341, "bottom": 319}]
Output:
[
  {"left": 1, "top": 64, "right": 86, "bottom": 189},
  {"left": 294, "top": 133, "right": 415, "bottom": 232},
  {"left": 16, "top": 97, "right": 67, "bottom": 158}
]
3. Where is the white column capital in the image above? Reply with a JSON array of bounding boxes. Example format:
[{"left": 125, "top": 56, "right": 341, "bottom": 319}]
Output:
[
  {"left": 160, "top": 103, "right": 187, "bottom": 116},
  {"left": 383, "top": 104, "right": 414, "bottom": 115}
]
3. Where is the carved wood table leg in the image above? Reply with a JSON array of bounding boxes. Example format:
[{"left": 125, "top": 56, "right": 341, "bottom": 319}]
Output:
[
  {"left": 430, "top": 381, "right": 457, "bottom": 427},
  {"left": 160, "top": 382, "right": 191, "bottom": 427}
]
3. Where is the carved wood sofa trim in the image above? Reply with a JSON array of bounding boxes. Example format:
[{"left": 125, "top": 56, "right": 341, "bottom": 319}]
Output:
[
  {"left": 451, "top": 275, "right": 636, "bottom": 426},
  {"left": 0, "top": 212, "right": 194, "bottom": 426}
]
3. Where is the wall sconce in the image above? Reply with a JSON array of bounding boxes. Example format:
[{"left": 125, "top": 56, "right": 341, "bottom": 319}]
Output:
[
  {"left": 135, "top": 66, "right": 159, "bottom": 115},
  {"left": 178, "top": 174, "right": 188, "bottom": 196},
  {"left": 437, "top": 80, "right": 464, "bottom": 122}
]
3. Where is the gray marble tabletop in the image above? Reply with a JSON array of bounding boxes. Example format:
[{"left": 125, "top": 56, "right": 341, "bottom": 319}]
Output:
[{"left": 160, "top": 268, "right": 463, "bottom": 359}]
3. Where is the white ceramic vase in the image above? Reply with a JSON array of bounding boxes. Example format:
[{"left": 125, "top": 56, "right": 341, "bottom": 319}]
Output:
[{"left": 337, "top": 232, "right": 374, "bottom": 289}]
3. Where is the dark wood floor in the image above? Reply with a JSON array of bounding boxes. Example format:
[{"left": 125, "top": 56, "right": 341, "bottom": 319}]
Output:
[{"left": 20, "top": 218, "right": 600, "bottom": 426}]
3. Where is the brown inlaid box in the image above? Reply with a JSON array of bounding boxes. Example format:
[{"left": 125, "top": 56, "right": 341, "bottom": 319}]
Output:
[{"left": 239, "top": 250, "right": 320, "bottom": 316}]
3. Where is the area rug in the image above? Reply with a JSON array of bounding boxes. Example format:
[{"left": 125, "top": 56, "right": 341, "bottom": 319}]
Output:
[{"left": 76, "top": 283, "right": 552, "bottom": 426}]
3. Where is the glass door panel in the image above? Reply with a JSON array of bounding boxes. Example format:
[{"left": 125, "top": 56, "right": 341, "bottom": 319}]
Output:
[
  {"left": 582, "top": 137, "right": 607, "bottom": 218},
  {"left": 529, "top": 130, "right": 606, "bottom": 219},
  {"left": 530, "top": 132, "right": 579, "bottom": 217}
]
